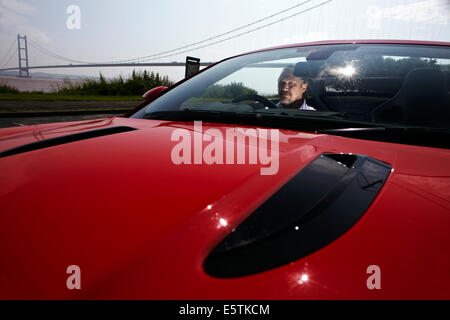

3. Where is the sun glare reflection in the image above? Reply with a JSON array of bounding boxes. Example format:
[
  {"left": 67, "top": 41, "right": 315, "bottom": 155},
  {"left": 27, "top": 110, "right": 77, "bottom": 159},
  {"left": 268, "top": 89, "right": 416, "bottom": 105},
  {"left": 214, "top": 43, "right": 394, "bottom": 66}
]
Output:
[
  {"left": 219, "top": 218, "right": 228, "bottom": 227},
  {"left": 338, "top": 65, "right": 356, "bottom": 77},
  {"left": 298, "top": 273, "right": 309, "bottom": 285}
]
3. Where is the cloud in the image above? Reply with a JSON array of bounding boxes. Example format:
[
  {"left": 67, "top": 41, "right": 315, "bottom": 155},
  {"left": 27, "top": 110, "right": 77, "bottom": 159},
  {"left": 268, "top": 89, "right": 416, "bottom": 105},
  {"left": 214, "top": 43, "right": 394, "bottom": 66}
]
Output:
[
  {"left": 0, "top": 0, "right": 38, "bottom": 16},
  {"left": 281, "top": 32, "right": 329, "bottom": 44},
  {"left": 366, "top": 0, "right": 450, "bottom": 29},
  {"left": 0, "top": 0, "right": 51, "bottom": 43},
  {"left": 0, "top": 4, "right": 27, "bottom": 29},
  {"left": 19, "top": 25, "right": 52, "bottom": 43}
]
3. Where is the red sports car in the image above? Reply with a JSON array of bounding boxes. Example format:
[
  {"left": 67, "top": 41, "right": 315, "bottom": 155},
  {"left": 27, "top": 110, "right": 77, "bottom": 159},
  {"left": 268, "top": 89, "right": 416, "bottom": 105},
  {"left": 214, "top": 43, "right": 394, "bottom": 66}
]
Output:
[{"left": 0, "top": 40, "right": 449, "bottom": 299}]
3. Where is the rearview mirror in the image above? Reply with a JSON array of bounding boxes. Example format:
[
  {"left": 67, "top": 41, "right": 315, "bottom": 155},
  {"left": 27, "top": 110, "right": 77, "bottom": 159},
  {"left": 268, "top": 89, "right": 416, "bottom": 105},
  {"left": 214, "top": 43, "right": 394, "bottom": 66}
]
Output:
[
  {"left": 294, "top": 61, "right": 323, "bottom": 78},
  {"left": 185, "top": 56, "right": 200, "bottom": 78}
]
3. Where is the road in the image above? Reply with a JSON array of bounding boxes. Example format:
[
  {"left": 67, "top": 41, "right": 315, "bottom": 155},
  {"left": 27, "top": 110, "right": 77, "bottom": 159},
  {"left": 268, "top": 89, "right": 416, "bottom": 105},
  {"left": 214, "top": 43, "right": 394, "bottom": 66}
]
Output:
[
  {"left": 0, "top": 113, "right": 124, "bottom": 128},
  {"left": 0, "top": 100, "right": 141, "bottom": 113}
]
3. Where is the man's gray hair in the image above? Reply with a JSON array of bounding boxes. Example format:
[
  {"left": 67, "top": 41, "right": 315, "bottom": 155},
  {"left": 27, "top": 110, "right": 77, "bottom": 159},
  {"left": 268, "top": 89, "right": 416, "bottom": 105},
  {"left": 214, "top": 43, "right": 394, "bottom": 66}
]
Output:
[{"left": 278, "top": 65, "right": 305, "bottom": 83}]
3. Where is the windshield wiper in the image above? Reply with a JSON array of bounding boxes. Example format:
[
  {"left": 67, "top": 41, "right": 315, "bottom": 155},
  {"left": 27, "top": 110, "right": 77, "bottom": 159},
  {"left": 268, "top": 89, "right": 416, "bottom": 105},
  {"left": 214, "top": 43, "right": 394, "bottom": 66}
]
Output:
[
  {"left": 144, "top": 110, "right": 449, "bottom": 148},
  {"left": 144, "top": 109, "right": 379, "bottom": 131},
  {"left": 255, "top": 108, "right": 345, "bottom": 119},
  {"left": 145, "top": 109, "right": 256, "bottom": 121}
]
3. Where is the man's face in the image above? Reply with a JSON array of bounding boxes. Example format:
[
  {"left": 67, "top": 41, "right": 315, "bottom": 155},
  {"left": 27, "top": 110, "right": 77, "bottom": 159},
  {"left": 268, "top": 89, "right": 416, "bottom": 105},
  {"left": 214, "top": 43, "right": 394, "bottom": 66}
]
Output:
[{"left": 278, "top": 74, "right": 307, "bottom": 105}]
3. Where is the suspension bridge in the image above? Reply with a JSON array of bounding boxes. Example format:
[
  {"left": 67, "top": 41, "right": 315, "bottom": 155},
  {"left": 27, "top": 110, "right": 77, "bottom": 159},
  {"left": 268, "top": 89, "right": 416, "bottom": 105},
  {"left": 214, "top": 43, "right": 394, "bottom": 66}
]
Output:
[
  {"left": 0, "top": 35, "right": 213, "bottom": 78},
  {"left": 0, "top": 0, "right": 337, "bottom": 78}
]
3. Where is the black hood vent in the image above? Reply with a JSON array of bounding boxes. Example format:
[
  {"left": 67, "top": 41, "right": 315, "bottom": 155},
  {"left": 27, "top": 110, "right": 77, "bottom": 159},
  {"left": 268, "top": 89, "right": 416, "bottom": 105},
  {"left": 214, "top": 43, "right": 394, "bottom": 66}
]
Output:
[
  {"left": 0, "top": 126, "right": 137, "bottom": 158},
  {"left": 204, "top": 153, "right": 392, "bottom": 278}
]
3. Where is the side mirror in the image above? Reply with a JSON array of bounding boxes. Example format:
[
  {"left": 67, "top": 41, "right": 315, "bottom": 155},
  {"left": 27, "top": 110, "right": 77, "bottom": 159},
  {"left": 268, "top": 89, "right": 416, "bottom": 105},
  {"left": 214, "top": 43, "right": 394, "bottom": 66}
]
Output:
[{"left": 142, "top": 86, "right": 167, "bottom": 101}]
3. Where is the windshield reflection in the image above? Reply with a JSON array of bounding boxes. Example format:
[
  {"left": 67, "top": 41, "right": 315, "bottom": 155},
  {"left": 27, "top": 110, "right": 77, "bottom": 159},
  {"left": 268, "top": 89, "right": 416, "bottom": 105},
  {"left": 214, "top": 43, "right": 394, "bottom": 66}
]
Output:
[{"left": 132, "top": 43, "right": 450, "bottom": 130}]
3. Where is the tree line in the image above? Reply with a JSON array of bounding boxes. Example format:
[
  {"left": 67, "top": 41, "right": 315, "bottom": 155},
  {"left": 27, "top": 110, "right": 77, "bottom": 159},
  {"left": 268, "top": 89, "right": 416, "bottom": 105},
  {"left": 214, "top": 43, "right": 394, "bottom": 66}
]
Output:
[
  {"left": 57, "top": 70, "right": 173, "bottom": 96},
  {"left": 201, "top": 82, "right": 258, "bottom": 99}
]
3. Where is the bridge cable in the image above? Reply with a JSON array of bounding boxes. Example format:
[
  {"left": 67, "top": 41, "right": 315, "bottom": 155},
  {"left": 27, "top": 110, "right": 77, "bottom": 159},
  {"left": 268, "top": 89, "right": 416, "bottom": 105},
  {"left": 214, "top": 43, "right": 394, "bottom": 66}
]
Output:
[
  {"left": 138, "top": 0, "right": 334, "bottom": 62},
  {"left": 0, "top": 38, "right": 17, "bottom": 67},
  {"left": 111, "top": 0, "right": 314, "bottom": 63}
]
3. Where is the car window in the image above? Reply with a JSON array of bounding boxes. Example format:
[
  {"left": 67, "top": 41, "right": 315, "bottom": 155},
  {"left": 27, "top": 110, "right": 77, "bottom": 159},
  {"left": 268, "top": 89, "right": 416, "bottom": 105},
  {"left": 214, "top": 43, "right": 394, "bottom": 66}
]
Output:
[{"left": 132, "top": 44, "right": 450, "bottom": 129}]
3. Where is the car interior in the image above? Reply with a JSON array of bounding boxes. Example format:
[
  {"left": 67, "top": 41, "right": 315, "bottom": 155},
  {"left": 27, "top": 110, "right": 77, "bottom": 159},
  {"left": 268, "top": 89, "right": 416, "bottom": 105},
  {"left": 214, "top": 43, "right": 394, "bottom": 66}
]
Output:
[{"left": 300, "top": 64, "right": 450, "bottom": 127}]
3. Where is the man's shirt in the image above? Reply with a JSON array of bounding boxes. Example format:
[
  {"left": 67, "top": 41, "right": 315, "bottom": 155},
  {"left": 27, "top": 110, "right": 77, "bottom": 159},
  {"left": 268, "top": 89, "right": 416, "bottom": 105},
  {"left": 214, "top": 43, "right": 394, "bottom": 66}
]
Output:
[{"left": 276, "top": 99, "right": 316, "bottom": 110}]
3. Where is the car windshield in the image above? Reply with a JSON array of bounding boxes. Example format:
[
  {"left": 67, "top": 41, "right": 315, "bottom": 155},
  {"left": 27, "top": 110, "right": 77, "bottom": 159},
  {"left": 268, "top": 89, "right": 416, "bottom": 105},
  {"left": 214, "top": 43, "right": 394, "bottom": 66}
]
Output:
[{"left": 132, "top": 43, "right": 450, "bottom": 130}]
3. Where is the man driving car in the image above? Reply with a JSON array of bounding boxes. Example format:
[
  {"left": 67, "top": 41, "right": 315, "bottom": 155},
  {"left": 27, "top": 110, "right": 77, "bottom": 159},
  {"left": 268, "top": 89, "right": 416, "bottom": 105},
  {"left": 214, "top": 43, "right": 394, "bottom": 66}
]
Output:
[{"left": 277, "top": 66, "right": 315, "bottom": 110}]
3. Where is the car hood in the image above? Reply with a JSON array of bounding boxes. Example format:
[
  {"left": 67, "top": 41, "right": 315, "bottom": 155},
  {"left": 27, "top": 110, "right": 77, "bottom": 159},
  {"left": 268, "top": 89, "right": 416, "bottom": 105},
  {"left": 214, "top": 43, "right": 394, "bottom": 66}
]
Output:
[{"left": 0, "top": 116, "right": 449, "bottom": 299}]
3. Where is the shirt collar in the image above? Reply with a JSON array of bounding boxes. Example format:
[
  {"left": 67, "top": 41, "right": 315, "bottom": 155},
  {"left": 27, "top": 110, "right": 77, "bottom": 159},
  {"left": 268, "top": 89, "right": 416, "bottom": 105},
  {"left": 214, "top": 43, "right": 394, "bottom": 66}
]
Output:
[{"left": 276, "top": 99, "right": 307, "bottom": 109}]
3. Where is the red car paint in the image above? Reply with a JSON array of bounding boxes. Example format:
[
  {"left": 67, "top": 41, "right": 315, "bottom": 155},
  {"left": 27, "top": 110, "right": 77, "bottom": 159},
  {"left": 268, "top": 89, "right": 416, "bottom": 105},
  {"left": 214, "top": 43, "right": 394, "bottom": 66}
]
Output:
[
  {"left": 1, "top": 40, "right": 449, "bottom": 299},
  {"left": 241, "top": 39, "right": 450, "bottom": 56},
  {"left": 0, "top": 116, "right": 449, "bottom": 299}
]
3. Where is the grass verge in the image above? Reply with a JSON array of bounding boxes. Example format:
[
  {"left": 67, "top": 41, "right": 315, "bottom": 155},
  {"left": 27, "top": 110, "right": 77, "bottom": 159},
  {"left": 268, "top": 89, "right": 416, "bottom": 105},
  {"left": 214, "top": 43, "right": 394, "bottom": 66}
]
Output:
[{"left": 0, "top": 93, "right": 143, "bottom": 101}]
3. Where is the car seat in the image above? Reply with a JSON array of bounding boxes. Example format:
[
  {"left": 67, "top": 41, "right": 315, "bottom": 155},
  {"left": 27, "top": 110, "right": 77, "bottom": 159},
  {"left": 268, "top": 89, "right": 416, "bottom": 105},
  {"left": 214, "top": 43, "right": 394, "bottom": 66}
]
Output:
[{"left": 371, "top": 68, "right": 449, "bottom": 128}]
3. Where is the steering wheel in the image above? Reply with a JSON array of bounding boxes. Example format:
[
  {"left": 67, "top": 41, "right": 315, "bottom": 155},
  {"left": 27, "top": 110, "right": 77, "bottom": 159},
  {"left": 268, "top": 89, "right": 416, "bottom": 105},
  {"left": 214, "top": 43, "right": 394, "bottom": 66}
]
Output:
[{"left": 232, "top": 94, "right": 278, "bottom": 109}]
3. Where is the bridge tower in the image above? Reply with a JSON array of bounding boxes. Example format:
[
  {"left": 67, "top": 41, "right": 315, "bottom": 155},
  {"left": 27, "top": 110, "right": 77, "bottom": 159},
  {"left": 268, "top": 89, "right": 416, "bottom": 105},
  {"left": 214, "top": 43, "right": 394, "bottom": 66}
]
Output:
[{"left": 17, "top": 34, "right": 30, "bottom": 78}]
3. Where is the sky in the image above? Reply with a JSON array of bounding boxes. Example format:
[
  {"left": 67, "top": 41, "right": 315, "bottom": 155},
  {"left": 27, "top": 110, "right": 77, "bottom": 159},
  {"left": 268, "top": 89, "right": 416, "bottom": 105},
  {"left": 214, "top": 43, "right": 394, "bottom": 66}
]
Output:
[{"left": 0, "top": 0, "right": 449, "bottom": 81}]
